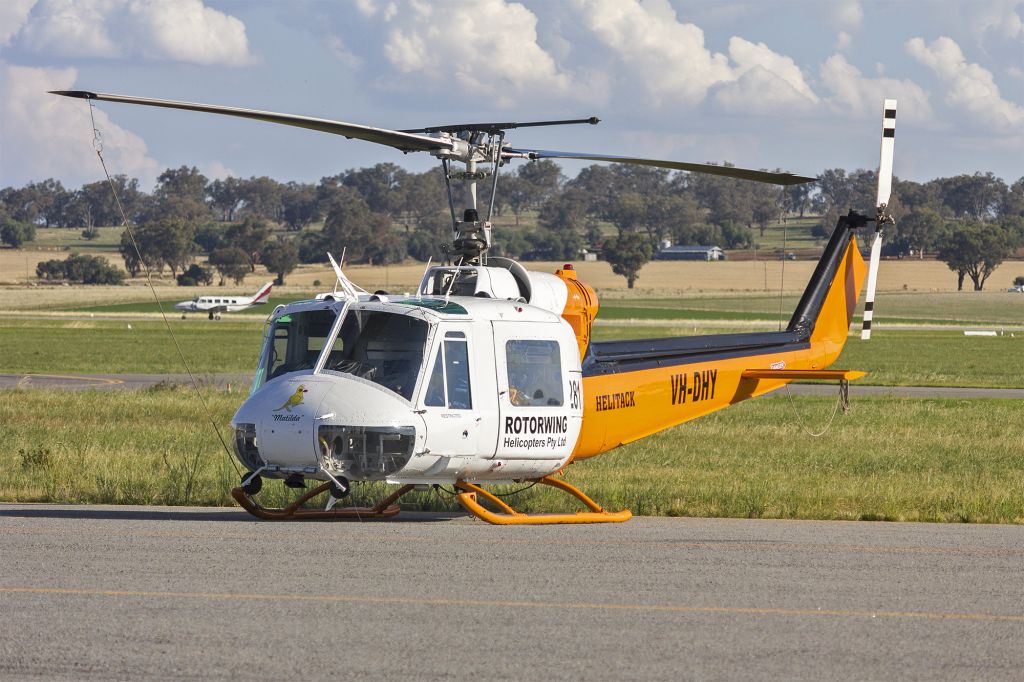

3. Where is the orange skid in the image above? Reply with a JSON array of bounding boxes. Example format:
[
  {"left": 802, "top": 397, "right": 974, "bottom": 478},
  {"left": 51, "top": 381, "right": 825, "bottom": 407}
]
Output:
[{"left": 455, "top": 478, "right": 632, "bottom": 525}]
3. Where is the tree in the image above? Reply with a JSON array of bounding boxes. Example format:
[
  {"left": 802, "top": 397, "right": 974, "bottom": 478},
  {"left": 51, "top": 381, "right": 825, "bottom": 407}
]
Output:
[
  {"left": 119, "top": 230, "right": 143, "bottom": 277},
  {"left": 37, "top": 254, "right": 123, "bottom": 284},
  {"left": 261, "top": 239, "right": 299, "bottom": 285},
  {"left": 177, "top": 263, "right": 213, "bottom": 286},
  {"left": 342, "top": 163, "right": 406, "bottom": 215},
  {"left": 237, "top": 176, "right": 283, "bottom": 221},
  {"left": 207, "top": 177, "right": 243, "bottom": 222},
  {"left": 224, "top": 216, "right": 271, "bottom": 272},
  {"left": 280, "top": 182, "right": 320, "bottom": 230},
  {"left": 521, "top": 226, "right": 584, "bottom": 261},
  {"left": 783, "top": 182, "right": 813, "bottom": 217},
  {"left": 888, "top": 208, "right": 945, "bottom": 258},
  {"left": 1, "top": 219, "right": 36, "bottom": 248},
  {"left": 937, "top": 219, "right": 1015, "bottom": 291},
  {"left": 209, "top": 247, "right": 250, "bottom": 285},
  {"left": 193, "top": 223, "right": 225, "bottom": 253},
  {"left": 320, "top": 188, "right": 377, "bottom": 262},
  {"left": 750, "top": 182, "right": 782, "bottom": 236},
  {"left": 135, "top": 217, "right": 195, "bottom": 277},
  {"left": 394, "top": 170, "right": 446, "bottom": 229},
  {"left": 150, "top": 166, "right": 210, "bottom": 222},
  {"left": 938, "top": 173, "right": 1007, "bottom": 220},
  {"left": 405, "top": 213, "right": 450, "bottom": 262},
  {"left": 603, "top": 231, "right": 652, "bottom": 289}
]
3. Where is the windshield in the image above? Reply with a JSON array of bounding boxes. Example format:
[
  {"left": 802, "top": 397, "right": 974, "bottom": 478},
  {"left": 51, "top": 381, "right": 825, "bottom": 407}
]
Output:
[
  {"left": 256, "top": 309, "right": 337, "bottom": 388},
  {"left": 322, "top": 309, "right": 429, "bottom": 401}
]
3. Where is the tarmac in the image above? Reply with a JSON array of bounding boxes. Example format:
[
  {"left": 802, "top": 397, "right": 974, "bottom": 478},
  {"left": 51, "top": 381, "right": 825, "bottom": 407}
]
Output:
[{"left": 1, "top": 505, "right": 1023, "bottom": 680}]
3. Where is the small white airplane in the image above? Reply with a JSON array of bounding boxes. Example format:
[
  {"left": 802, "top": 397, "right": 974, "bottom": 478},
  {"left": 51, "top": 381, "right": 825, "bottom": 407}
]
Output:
[{"left": 175, "top": 281, "right": 273, "bottom": 319}]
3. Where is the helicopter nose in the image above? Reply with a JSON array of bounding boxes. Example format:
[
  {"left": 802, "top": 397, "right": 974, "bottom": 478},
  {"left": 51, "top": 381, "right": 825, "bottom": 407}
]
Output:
[{"left": 231, "top": 375, "right": 424, "bottom": 480}]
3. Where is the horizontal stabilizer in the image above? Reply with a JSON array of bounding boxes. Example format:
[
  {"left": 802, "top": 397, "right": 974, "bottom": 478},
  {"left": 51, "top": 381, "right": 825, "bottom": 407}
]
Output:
[{"left": 741, "top": 369, "right": 866, "bottom": 381}]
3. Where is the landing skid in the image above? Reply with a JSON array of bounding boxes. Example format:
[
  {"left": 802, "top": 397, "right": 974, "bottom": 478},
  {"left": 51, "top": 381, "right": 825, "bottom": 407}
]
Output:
[
  {"left": 455, "top": 476, "right": 632, "bottom": 525},
  {"left": 231, "top": 482, "right": 414, "bottom": 520},
  {"left": 231, "top": 476, "right": 631, "bottom": 524}
]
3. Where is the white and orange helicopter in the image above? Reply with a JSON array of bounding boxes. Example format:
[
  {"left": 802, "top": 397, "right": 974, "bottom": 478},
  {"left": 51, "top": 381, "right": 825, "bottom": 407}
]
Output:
[{"left": 53, "top": 90, "right": 896, "bottom": 525}]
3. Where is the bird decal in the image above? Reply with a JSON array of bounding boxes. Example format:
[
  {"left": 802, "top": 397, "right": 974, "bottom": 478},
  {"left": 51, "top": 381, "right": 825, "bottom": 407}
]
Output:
[{"left": 275, "top": 385, "right": 308, "bottom": 412}]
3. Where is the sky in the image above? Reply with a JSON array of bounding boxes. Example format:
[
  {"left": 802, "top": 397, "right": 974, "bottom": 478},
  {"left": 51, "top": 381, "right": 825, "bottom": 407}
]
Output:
[{"left": 0, "top": 0, "right": 1022, "bottom": 191}]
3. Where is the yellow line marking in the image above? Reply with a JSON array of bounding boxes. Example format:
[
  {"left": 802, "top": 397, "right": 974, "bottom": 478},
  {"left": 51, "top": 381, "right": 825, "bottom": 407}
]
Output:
[
  {"left": 1, "top": 587, "right": 1022, "bottom": 623},
  {"left": 20, "top": 374, "right": 123, "bottom": 385}
]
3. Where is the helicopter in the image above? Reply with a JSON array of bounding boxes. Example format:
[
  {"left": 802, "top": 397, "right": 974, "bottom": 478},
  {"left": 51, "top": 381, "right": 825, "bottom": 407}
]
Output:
[{"left": 52, "top": 90, "right": 897, "bottom": 525}]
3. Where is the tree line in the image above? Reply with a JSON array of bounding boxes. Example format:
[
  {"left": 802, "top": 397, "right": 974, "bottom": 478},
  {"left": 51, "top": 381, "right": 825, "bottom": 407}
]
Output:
[{"left": 2, "top": 162, "right": 1022, "bottom": 290}]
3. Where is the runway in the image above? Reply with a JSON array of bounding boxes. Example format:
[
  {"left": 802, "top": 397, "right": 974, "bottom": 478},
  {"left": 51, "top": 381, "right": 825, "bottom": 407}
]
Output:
[{"left": 2, "top": 504, "right": 1022, "bottom": 680}]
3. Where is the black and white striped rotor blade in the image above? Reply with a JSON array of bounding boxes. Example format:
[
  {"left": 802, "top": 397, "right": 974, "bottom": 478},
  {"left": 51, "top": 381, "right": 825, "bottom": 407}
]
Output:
[{"left": 861, "top": 98, "right": 897, "bottom": 341}]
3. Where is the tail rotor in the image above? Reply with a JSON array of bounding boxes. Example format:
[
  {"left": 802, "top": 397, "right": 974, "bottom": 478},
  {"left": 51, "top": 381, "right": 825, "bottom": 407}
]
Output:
[{"left": 860, "top": 98, "right": 897, "bottom": 340}]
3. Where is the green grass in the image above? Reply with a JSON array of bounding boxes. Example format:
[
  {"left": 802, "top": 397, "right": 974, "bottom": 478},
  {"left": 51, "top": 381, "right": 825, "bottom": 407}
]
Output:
[
  {"left": 0, "top": 319, "right": 264, "bottom": 374},
  {"left": 600, "top": 291, "right": 1024, "bottom": 326},
  {"left": 3, "top": 318, "right": 1023, "bottom": 387},
  {"left": 27, "top": 227, "right": 123, "bottom": 252},
  {"left": 2, "top": 389, "right": 1021, "bottom": 523},
  {"left": 67, "top": 294, "right": 311, "bottom": 315},
  {"left": 589, "top": 327, "right": 1024, "bottom": 388}
]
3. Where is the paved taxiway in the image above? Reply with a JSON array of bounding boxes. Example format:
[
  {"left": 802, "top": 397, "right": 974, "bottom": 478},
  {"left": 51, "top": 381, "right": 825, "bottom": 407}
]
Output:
[{"left": 1, "top": 505, "right": 1022, "bottom": 680}]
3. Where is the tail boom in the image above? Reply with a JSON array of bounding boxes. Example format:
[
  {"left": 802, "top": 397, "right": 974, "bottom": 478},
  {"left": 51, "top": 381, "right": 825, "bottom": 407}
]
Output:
[{"left": 572, "top": 217, "right": 867, "bottom": 460}]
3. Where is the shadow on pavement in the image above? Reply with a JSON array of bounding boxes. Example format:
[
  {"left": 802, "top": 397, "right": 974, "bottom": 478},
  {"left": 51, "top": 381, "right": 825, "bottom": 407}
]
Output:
[{"left": 0, "top": 505, "right": 464, "bottom": 523}]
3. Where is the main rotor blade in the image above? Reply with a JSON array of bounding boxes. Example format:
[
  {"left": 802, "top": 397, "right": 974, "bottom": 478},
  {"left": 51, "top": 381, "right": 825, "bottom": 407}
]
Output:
[
  {"left": 49, "top": 90, "right": 453, "bottom": 154},
  {"left": 504, "top": 148, "right": 815, "bottom": 185},
  {"left": 402, "top": 117, "right": 600, "bottom": 135}
]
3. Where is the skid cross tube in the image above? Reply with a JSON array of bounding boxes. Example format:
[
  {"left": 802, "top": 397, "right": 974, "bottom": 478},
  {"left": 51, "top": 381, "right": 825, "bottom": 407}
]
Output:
[
  {"left": 454, "top": 477, "right": 632, "bottom": 525},
  {"left": 231, "top": 483, "right": 415, "bottom": 521}
]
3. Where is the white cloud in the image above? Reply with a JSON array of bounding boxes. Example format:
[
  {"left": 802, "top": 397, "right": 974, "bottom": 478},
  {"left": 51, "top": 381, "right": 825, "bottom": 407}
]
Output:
[
  {"left": 367, "top": 0, "right": 583, "bottom": 107},
  {"left": 0, "top": 0, "right": 36, "bottom": 47},
  {"left": 202, "top": 160, "right": 236, "bottom": 181},
  {"left": 836, "top": 30, "right": 852, "bottom": 51},
  {"left": 967, "top": 0, "right": 1024, "bottom": 41},
  {"left": 0, "top": 63, "right": 160, "bottom": 188},
  {"left": 574, "top": 1, "right": 817, "bottom": 115},
  {"left": 833, "top": 0, "right": 863, "bottom": 31},
  {"left": 11, "top": 0, "right": 254, "bottom": 66},
  {"left": 906, "top": 36, "right": 1024, "bottom": 130},
  {"left": 326, "top": 35, "right": 361, "bottom": 68},
  {"left": 819, "top": 54, "right": 933, "bottom": 122},
  {"left": 573, "top": 0, "right": 732, "bottom": 105},
  {"left": 714, "top": 37, "right": 819, "bottom": 113}
]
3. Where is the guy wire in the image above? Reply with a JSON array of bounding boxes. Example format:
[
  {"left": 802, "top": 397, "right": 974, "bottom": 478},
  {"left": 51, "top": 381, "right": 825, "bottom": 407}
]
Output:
[
  {"left": 782, "top": 380, "right": 848, "bottom": 438},
  {"left": 86, "top": 100, "right": 241, "bottom": 478}
]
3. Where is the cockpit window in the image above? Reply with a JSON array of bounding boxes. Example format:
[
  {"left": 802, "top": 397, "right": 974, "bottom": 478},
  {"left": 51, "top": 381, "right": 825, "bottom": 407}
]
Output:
[
  {"left": 422, "top": 333, "right": 472, "bottom": 409},
  {"left": 323, "top": 310, "right": 428, "bottom": 401},
  {"left": 260, "top": 309, "right": 337, "bottom": 384}
]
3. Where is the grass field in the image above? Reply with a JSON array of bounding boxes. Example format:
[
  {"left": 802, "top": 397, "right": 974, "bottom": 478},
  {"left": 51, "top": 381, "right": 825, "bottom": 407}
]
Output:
[
  {"left": 2, "top": 248, "right": 1022, "bottom": 523},
  {"left": 1, "top": 388, "right": 1021, "bottom": 523}
]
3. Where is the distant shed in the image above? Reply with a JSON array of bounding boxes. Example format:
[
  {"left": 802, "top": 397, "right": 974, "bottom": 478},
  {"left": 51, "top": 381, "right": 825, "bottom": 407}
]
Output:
[{"left": 656, "top": 245, "right": 726, "bottom": 261}]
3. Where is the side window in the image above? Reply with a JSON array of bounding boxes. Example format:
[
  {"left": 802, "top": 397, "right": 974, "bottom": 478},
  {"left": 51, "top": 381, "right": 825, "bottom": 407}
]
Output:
[
  {"left": 422, "top": 332, "right": 472, "bottom": 409},
  {"left": 444, "top": 339, "right": 471, "bottom": 409},
  {"left": 506, "top": 340, "right": 564, "bottom": 407}
]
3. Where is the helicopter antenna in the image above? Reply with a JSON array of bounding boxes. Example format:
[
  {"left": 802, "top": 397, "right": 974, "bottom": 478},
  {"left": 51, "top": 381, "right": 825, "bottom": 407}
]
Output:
[{"left": 327, "top": 250, "right": 364, "bottom": 300}]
